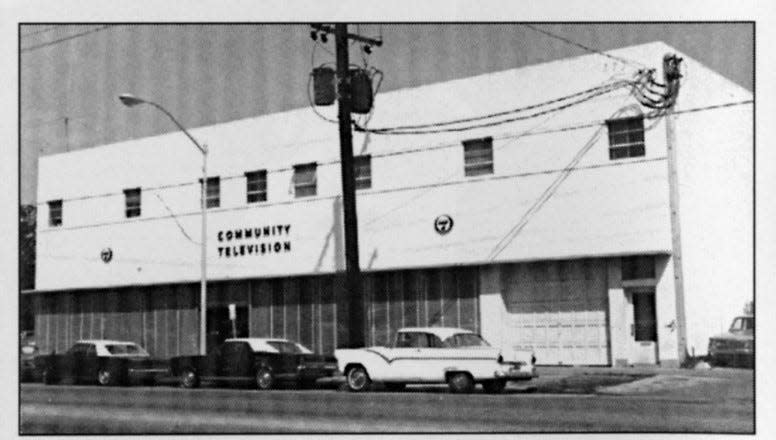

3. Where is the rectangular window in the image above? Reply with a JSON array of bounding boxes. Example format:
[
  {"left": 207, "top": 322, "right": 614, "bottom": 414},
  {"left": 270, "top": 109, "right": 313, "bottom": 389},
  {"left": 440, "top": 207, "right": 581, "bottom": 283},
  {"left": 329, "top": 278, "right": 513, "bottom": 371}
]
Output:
[
  {"left": 293, "top": 163, "right": 317, "bottom": 198},
  {"left": 607, "top": 117, "right": 645, "bottom": 160},
  {"left": 200, "top": 176, "right": 220, "bottom": 208},
  {"left": 463, "top": 136, "right": 494, "bottom": 176},
  {"left": 245, "top": 170, "right": 267, "bottom": 203},
  {"left": 354, "top": 155, "right": 371, "bottom": 190},
  {"left": 123, "top": 187, "right": 141, "bottom": 218},
  {"left": 48, "top": 199, "right": 62, "bottom": 227}
]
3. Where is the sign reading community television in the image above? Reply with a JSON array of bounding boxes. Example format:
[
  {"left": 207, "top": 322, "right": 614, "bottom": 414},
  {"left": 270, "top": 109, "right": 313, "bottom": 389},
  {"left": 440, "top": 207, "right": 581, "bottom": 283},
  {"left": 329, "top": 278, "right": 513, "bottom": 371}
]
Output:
[{"left": 216, "top": 224, "right": 292, "bottom": 258}]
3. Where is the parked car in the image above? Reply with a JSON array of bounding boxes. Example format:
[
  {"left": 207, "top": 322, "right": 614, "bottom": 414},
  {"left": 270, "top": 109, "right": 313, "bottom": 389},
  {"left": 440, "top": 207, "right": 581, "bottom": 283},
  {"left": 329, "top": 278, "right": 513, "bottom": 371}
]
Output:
[
  {"left": 169, "top": 338, "right": 338, "bottom": 390},
  {"left": 335, "top": 327, "right": 537, "bottom": 394},
  {"left": 20, "top": 332, "right": 39, "bottom": 382},
  {"left": 708, "top": 315, "right": 754, "bottom": 368},
  {"left": 36, "top": 340, "right": 169, "bottom": 386}
]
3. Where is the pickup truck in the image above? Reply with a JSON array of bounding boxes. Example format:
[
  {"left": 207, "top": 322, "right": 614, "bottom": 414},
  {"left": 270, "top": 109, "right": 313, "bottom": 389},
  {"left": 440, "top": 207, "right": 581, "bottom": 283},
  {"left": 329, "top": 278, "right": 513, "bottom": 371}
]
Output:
[
  {"left": 169, "top": 338, "right": 338, "bottom": 389},
  {"left": 708, "top": 315, "right": 754, "bottom": 368},
  {"left": 36, "top": 340, "right": 169, "bottom": 386},
  {"left": 335, "top": 327, "right": 537, "bottom": 393}
]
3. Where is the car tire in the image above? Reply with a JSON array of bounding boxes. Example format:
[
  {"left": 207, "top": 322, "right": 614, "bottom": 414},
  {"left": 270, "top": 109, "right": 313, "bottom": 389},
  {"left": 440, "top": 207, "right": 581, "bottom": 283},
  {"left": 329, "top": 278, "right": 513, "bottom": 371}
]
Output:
[
  {"left": 256, "top": 367, "right": 274, "bottom": 390},
  {"left": 346, "top": 366, "right": 371, "bottom": 392},
  {"left": 384, "top": 382, "right": 406, "bottom": 392},
  {"left": 97, "top": 368, "right": 117, "bottom": 386},
  {"left": 42, "top": 369, "right": 57, "bottom": 385},
  {"left": 180, "top": 369, "right": 200, "bottom": 389},
  {"left": 482, "top": 379, "right": 507, "bottom": 394},
  {"left": 447, "top": 372, "right": 475, "bottom": 394}
]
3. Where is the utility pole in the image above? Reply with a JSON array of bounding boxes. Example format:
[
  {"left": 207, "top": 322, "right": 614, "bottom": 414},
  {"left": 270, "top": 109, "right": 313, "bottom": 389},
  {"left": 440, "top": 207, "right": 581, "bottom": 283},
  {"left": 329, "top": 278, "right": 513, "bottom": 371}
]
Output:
[
  {"left": 663, "top": 53, "right": 688, "bottom": 365},
  {"left": 312, "top": 24, "right": 382, "bottom": 348}
]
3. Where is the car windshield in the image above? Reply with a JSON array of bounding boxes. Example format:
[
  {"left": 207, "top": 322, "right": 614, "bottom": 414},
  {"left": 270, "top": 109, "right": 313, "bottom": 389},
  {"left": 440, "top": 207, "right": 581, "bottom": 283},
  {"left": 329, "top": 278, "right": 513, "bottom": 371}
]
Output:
[
  {"left": 730, "top": 317, "right": 754, "bottom": 331},
  {"left": 106, "top": 344, "right": 149, "bottom": 356},
  {"left": 442, "top": 333, "right": 491, "bottom": 348},
  {"left": 266, "top": 341, "right": 311, "bottom": 354}
]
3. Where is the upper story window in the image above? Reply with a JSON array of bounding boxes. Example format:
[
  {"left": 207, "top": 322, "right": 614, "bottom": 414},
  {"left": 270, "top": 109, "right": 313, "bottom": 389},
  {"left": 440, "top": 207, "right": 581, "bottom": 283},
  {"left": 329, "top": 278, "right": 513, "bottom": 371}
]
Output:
[
  {"left": 293, "top": 163, "right": 317, "bottom": 198},
  {"left": 607, "top": 117, "right": 645, "bottom": 160},
  {"left": 48, "top": 199, "right": 62, "bottom": 227},
  {"left": 124, "top": 187, "right": 141, "bottom": 218},
  {"left": 463, "top": 136, "right": 494, "bottom": 177},
  {"left": 200, "top": 176, "right": 220, "bottom": 208},
  {"left": 354, "top": 155, "right": 371, "bottom": 190},
  {"left": 245, "top": 170, "right": 267, "bottom": 203}
]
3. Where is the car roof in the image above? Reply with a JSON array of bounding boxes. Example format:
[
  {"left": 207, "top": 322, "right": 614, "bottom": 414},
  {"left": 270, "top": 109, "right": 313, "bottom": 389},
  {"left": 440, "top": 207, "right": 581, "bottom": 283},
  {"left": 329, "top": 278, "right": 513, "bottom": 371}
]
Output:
[
  {"left": 75, "top": 340, "right": 139, "bottom": 346},
  {"left": 224, "top": 338, "right": 300, "bottom": 352},
  {"left": 397, "top": 327, "right": 475, "bottom": 340}
]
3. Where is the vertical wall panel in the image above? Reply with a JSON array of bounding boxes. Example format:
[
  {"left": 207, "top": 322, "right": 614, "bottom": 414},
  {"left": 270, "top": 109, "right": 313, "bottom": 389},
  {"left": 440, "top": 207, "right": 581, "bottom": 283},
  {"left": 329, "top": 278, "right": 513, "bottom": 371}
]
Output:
[
  {"left": 389, "top": 272, "right": 403, "bottom": 336},
  {"left": 284, "top": 279, "right": 300, "bottom": 341},
  {"left": 271, "top": 280, "right": 284, "bottom": 338},
  {"left": 319, "top": 277, "right": 335, "bottom": 354},
  {"left": 425, "top": 270, "right": 442, "bottom": 327},
  {"left": 334, "top": 275, "right": 348, "bottom": 349},
  {"left": 251, "top": 280, "right": 272, "bottom": 338},
  {"left": 299, "top": 278, "right": 314, "bottom": 350},
  {"left": 402, "top": 271, "right": 419, "bottom": 328},
  {"left": 176, "top": 284, "right": 199, "bottom": 355}
]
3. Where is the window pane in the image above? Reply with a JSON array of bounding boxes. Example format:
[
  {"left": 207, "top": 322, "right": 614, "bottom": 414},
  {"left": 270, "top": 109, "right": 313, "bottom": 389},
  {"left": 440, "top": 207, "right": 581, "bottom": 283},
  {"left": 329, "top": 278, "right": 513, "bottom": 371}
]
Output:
[
  {"left": 48, "top": 200, "right": 62, "bottom": 226},
  {"left": 463, "top": 137, "right": 493, "bottom": 177},
  {"left": 608, "top": 117, "right": 645, "bottom": 160},
  {"left": 293, "top": 163, "right": 317, "bottom": 198},
  {"left": 246, "top": 170, "right": 267, "bottom": 203}
]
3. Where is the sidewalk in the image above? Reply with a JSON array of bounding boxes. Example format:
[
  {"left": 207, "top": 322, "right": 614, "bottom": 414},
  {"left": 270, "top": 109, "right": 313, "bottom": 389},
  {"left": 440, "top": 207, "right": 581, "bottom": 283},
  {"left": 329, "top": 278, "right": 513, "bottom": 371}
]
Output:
[{"left": 521, "top": 365, "right": 754, "bottom": 400}]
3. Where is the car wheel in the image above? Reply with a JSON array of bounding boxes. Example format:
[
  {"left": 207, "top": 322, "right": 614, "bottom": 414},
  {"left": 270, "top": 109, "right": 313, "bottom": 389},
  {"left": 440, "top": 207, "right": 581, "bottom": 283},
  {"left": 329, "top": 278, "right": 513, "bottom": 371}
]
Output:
[
  {"left": 97, "top": 368, "right": 117, "bottom": 386},
  {"left": 180, "top": 369, "right": 200, "bottom": 389},
  {"left": 42, "top": 369, "right": 57, "bottom": 385},
  {"left": 256, "top": 367, "right": 274, "bottom": 390},
  {"left": 384, "top": 383, "right": 406, "bottom": 392},
  {"left": 482, "top": 379, "right": 507, "bottom": 394},
  {"left": 447, "top": 372, "right": 474, "bottom": 394},
  {"left": 346, "top": 366, "right": 371, "bottom": 392}
]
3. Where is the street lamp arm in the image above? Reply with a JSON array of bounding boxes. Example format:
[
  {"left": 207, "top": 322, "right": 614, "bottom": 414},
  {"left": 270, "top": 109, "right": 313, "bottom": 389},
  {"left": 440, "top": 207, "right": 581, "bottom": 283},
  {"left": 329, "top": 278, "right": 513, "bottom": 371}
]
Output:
[{"left": 145, "top": 101, "right": 208, "bottom": 155}]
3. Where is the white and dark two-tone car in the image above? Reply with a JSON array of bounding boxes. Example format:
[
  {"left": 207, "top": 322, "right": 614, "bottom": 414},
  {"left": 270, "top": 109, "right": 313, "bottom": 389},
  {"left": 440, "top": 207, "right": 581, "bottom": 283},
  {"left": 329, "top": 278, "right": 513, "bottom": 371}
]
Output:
[
  {"left": 36, "top": 340, "right": 169, "bottom": 386},
  {"left": 335, "top": 327, "right": 536, "bottom": 393}
]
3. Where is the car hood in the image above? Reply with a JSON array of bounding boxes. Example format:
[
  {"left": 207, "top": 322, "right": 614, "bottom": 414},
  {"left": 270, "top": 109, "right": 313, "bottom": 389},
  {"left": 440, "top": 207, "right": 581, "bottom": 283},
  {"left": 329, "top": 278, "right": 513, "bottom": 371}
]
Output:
[{"left": 710, "top": 332, "right": 753, "bottom": 342}]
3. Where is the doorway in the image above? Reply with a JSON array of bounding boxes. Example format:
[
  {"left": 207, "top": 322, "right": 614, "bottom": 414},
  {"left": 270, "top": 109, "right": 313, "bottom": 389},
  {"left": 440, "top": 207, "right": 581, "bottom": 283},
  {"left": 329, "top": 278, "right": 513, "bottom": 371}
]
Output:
[
  {"left": 630, "top": 289, "right": 658, "bottom": 364},
  {"left": 207, "top": 304, "right": 249, "bottom": 350}
]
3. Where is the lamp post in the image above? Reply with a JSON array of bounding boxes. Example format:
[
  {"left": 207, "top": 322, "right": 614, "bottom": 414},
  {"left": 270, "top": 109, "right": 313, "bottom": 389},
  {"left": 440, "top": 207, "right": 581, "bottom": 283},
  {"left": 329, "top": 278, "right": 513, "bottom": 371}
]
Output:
[{"left": 119, "top": 93, "right": 209, "bottom": 356}]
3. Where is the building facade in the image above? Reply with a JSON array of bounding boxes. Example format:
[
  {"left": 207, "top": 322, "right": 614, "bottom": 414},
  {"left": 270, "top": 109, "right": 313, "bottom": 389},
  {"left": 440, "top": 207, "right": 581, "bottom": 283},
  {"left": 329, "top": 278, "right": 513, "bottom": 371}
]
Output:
[{"left": 29, "top": 42, "right": 753, "bottom": 367}]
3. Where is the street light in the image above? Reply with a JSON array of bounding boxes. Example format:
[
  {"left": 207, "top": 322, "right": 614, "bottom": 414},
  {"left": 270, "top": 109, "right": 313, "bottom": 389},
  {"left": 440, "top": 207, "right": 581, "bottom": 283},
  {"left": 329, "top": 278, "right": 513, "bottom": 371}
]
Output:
[{"left": 119, "top": 93, "right": 210, "bottom": 356}]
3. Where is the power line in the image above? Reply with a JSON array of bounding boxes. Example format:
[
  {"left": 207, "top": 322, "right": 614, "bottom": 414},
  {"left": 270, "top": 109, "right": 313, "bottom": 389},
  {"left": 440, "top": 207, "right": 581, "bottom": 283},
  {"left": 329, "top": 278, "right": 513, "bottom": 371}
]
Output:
[
  {"left": 33, "top": 99, "right": 752, "bottom": 208},
  {"left": 20, "top": 25, "right": 61, "bottom": 37},
  {"left": 355, "top": 81, "right": 632, "bottom": 135},
  {"left": 356, "top": 79, "right": 633, "bottom": 134},
  {"left": 21, "top": 25, "right": 115, "bottom": 53},
  {"left": 522, "top": 24, "right": 647, "bottom": 69}
]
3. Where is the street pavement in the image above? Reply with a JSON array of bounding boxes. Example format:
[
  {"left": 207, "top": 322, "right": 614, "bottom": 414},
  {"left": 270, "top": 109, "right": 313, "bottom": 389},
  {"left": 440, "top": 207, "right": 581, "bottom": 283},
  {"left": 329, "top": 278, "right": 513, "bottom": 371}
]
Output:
[{"left": 19, "top": 366, "right": 754, "bottom": 434}]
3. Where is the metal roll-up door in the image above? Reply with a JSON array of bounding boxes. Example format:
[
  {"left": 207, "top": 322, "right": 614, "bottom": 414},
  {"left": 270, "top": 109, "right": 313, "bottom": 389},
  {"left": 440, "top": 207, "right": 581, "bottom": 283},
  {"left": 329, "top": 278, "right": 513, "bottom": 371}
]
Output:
[{"left": 501, "top": 259, "right": 610, "bottom": 365}]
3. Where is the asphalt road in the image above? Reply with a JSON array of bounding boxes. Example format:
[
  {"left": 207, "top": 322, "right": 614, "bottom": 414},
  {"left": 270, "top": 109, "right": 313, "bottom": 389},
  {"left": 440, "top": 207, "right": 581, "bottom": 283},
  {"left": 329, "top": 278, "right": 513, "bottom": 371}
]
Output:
[{"left": 20, "top": 379, "right": 753, "bottom": 434}]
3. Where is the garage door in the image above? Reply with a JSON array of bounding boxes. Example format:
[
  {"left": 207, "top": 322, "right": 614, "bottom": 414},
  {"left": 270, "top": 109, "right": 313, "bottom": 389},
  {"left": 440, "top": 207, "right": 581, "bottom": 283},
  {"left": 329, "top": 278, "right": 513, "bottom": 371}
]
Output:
[{"left": 501, "top": 259, "right": 610, "bottom": 365}]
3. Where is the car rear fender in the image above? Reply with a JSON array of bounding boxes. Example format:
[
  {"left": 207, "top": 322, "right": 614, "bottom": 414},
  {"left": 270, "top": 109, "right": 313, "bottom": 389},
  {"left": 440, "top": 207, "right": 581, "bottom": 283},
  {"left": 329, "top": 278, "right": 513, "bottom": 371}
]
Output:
[{"left": 335, "top": 348, "right": 391, "bottom": 379}]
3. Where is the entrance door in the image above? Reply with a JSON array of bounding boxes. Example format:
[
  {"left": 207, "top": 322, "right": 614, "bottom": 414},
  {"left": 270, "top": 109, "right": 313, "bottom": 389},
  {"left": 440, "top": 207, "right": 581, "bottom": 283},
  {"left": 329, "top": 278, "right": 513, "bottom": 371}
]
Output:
[
  {"left": 630, "top": 289, "right": 657, "bottom": 364},
  {"left": 207, "top": 304, "right": 249, "bottom": 350}
]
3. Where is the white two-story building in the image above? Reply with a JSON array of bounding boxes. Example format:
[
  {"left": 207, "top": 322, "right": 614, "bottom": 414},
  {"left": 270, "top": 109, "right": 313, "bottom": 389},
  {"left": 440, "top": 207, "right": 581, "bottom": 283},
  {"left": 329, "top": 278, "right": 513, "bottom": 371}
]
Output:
[{"left": 29, "top": 42, "right": 752, "bottom": 367}]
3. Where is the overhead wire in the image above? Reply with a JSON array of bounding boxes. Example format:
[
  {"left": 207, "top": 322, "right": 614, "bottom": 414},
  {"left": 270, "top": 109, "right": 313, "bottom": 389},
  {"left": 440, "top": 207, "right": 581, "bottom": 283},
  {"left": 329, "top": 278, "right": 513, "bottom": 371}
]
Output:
[
  {"left": 522, "top": 24, "right": 648, "bottom": 70},
  {"left": 354, "top": 80, "right": 634, "bottom": 135},
  {"left": 21, "top": 25, "right": 115, "bottom": 53}
]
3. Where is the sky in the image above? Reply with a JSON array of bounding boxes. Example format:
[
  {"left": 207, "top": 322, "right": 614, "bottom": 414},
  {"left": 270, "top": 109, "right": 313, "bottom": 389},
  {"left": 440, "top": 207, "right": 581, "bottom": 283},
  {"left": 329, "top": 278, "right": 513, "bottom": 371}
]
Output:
[{"left": 19, "top": 23, "right": 753, "bottom": 205}]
